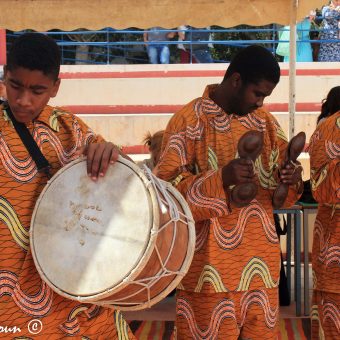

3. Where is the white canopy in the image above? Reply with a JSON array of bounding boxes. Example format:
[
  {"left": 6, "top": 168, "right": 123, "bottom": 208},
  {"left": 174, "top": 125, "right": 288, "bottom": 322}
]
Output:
[{"left": 0, "top": 0, "right": 325, "bottom": 30}]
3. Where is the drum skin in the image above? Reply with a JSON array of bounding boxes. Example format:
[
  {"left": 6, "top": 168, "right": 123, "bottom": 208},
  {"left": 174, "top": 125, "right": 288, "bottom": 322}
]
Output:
[{"left": 30, "top": 156, "right": 195, "bottom": 311}]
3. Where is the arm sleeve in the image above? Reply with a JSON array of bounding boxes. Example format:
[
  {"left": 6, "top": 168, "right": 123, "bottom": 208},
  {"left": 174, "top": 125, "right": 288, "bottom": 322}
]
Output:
[
  {"left": 267, "top": 115, "right": 303, "bottom": 207},
  {"left": 75, "top": 116, "right": 105, "bottom": 145},
  {"left": 309, "top": 117, "right": 340, "bottom": 204},
  {"left": 156, "top": 107, "right": 231, "bottom": 222}
]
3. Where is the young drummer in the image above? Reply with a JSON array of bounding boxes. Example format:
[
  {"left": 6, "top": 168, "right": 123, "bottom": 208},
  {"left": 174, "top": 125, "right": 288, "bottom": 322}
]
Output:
[{"left": 0, "top": 33, "right": 135, "bottom": 339}]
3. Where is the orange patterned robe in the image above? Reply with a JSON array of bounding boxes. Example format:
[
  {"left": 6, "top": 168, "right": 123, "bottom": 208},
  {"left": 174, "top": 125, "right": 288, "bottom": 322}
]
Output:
[
  {"left": 308, "top": 111, "right": 340, "bottom": 340},
  {"left": 156, "top": 85, "right": 302, "bottom": 339},
  {"left": 0, "top": 104, "right": 135, "bottom": 339}
]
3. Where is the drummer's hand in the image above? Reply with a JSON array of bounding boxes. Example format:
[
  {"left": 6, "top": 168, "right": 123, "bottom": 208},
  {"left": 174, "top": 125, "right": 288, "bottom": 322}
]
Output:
[{"left": 85, "top": 142, "right": 119, "bottom": 180}]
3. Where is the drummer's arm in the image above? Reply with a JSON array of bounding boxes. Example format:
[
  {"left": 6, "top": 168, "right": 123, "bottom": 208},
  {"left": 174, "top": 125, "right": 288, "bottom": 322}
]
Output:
[
  {"left": 156, "top": 115, "right": 231, "bottom": 222},
  {"left": 76, "top": 119, "right": 131, "bottom": 180}
]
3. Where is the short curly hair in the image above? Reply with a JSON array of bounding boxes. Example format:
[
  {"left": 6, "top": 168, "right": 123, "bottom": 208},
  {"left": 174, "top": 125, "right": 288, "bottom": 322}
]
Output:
[
  {"left": 224, "top": 45, "right": 280, "bottom": 85},
  {"left": 7, "top": 33, "right": 61, "bottom": 81}
]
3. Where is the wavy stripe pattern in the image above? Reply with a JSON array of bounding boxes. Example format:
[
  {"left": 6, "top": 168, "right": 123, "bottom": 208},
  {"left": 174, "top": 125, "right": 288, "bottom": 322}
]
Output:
[
  {"left": 195, "top": 265, "right": 229, "bottom": 293},
  {"left": 314, "top": 219, "right": 340, "bottom": 267},
  {"left": 0, "top": 270, "right": 52, "bottom": 317},
  {"left": 208, "top": 147, "right": 218, "bottom": 170},
  {"left": 240, "top": 290, "right": 278, "bottom": 329},
  {"left": 0, "top": 197, "right": 29, "bottom": 251},
  {"left": 208, "top": 114, "right": 232, "bottom": 133},
  {"left": 195, "top": 220, "right": 210, "bottom": 252},
  {"left": 212, "top": 202, "right": 277, "bottom": 250},
  {"left": 187, "top": 171, "right": 229, "bottom": 216},
  {"left": 59, "top": 304, "right": 100, "bottom": 336},
  {"left": 238, "top": 113, "right": 266, "bottom": 131},
  {"left": 323, "top": 300, "right": 340, "bottom": 333},
  {"left": 0, "top": 135, "right": 37, "bottom": 182},
  {"left": 164, "top": 132, "right": 188, "bottom": 168},
  {"left": 33, "top": 122, "right": 83, "bottom": 166},
  {"left": 325, "top": 140, "right": 340, "bottom": 159},
  {"left": 256, "top": 150, "right": 279, "bottom": 189},
  {"left": 114, "top": 310, "right": 131, "bottom": 340},
  {"left": 177, "top": 297, "right": 236, "bottom": 339},
  {"left": 237, "top": 257, "right": 278, "bottom": 291}
]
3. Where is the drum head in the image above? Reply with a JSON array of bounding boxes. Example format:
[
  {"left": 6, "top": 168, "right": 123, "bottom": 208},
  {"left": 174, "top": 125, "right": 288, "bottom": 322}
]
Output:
[{"left": 31, "top": 157, "right": 153, "bottom": 297}]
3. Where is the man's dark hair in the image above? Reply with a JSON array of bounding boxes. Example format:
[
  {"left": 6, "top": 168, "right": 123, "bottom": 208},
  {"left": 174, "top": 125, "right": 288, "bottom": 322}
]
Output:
[
  {"left": 224, "top": 45, "right": 280, "bottom": 85},
  {"left": 6, "top": 33, "right": 61, "bottom": 81}
]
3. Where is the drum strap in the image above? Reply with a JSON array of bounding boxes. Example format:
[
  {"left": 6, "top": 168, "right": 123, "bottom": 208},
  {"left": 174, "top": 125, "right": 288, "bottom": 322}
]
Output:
[{"left": 4, "top": 103, "right": 51, "bottom": 178}]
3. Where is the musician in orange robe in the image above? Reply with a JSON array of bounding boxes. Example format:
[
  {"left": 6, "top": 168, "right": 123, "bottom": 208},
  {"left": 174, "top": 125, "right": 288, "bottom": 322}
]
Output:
[
  {"left": 0, "top": 33, "right": 135, "bottom": 339},
  {"left": 155, "top": 45, "right": 303, "bottom": 339},
  {"left": 309, "top": 86, "right": 340, "bottom": 340}
]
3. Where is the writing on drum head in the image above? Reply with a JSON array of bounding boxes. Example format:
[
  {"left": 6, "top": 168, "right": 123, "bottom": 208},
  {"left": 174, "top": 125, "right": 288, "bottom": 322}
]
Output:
[{"left": 64, "top": 201, "right": 104, "bottom": 246}]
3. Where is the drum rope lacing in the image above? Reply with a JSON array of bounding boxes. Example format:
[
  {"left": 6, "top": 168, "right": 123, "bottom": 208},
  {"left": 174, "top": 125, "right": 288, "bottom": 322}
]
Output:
[
  {"left": 143, "top": 165, "right": 180, "bottom": 222},
  {"left": 99, "top": 166, "right": 189, "bottom": 307}
]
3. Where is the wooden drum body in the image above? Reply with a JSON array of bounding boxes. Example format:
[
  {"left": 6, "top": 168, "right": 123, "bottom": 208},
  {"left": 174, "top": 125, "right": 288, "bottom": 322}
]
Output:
[{"left": 30, "top": 156, "right": 195, "bottom": 311}]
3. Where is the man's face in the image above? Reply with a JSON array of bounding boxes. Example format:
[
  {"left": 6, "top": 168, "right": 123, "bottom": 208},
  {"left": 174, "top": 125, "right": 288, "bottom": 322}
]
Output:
[
  {"left": 4, "top": 67, "right": 60, "bottom": 124},
  {"left": 231, "top": 78, "right": 277, "bottom": 116}
]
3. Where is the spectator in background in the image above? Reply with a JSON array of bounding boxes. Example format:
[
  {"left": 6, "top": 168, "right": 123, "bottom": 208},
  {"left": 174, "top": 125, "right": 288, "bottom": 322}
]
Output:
[
  {"left": 276, "top": 14, "right": 314, "bottom": 62},
  {"left": 318, "top": 0, "right": 340, "bottom": 61},
  {"left": 177, "top": 26, "right": 214, "bottom": 63},
  {"left": 143, "top": 27, "right": 175, "bottom": 64}
]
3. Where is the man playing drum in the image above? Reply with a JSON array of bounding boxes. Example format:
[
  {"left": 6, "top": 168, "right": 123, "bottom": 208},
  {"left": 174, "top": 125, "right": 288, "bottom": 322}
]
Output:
[
  {"left": 0, "top": 33, "right": 135, "bottom": 339},
  {"left": 155, "top": 45, "right": 304, "bottom": 339}
]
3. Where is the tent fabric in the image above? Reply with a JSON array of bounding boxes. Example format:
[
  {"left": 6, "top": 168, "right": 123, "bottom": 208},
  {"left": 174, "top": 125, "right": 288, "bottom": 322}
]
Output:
[{"left": 0, "top": 0, "right": 326, "bottom": 31}]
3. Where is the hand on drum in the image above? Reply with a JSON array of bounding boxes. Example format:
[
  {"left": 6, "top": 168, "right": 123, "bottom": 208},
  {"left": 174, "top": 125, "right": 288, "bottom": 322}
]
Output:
[{"left": 84, "top": 142, "right": 119, "bottom": 180}]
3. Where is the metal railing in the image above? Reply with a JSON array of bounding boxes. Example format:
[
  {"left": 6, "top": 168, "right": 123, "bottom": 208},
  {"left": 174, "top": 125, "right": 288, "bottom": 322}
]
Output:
[{"left": 5, "top": 22, "right": 340, "bottom": 64}]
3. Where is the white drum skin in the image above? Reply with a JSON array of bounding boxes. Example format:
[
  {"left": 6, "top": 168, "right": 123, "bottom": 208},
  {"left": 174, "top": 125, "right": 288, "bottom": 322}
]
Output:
[{"left": 31, "top": 156, "right": 195, "bottom": 310}]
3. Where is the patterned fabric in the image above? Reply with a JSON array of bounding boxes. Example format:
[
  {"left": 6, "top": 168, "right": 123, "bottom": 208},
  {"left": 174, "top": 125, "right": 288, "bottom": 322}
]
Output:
[
  {"left": 318, "top": 6, "right": 340, "bottom": 62},
  {"left": 128, "top": 318, "right": 311, "bottom": 340},
  {"left": 0, "top": 103, "right": 135, "bottom": 339},
  {"left": 308, "top": 111, "right": 340, "bottom": 340},
  {"left": 156, "top": 84, "right": 302, "bottom": 336},
  {"left": 175, "top": 289, "right": 279, "bottom": 340},
  {"left": 311, "top": 291, "right": 340, "bottom": 340}
]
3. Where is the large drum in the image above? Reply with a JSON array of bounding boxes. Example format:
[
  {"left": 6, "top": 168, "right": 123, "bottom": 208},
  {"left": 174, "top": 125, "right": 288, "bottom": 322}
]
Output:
[{"left": 30, "top": 156, "right": 195, "bottom": 311}]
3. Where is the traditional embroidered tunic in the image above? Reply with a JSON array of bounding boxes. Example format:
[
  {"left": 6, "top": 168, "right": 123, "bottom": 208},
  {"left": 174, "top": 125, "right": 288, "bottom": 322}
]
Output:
[{"left": 309, "top": 111, "right": 340, "bottom": 340}]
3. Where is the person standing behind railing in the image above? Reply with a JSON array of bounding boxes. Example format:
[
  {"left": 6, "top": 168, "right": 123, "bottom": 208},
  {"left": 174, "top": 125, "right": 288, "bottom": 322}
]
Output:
[
  {"left": 276, "top": 14, "right": 314, "bottom": 62},
  {"left": 318, "top": 0, "right": 340, "bottom": 61},
  {"left": 177, "top": 25, "right": 214, "bottom": 63},
  {"left": 143, "top": 27, "right": 175, "bottom": 64}
]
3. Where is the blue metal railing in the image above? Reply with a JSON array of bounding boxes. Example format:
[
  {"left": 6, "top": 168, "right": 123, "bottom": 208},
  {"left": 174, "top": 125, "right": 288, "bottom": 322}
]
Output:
[{"left": 6, "top": 22, "right": 339, "bottom": 64}]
